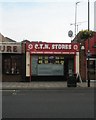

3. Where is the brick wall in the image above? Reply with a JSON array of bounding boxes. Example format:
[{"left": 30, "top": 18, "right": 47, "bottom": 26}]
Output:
[{"left": 2, "top": 75, "right": 22, "bottom": 82}]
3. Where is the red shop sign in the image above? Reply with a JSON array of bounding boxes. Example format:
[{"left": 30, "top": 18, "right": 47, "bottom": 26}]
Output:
[{"left": 26, "top": 42, "right": 80, "bottom": 54}]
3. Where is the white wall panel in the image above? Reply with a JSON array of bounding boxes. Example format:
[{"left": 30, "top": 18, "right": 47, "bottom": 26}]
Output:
[{"left": 26, "top": 52, "right": 30, "bottom": 77}]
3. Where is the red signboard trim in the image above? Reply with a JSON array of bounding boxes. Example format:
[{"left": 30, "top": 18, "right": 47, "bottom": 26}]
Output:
[{"left": 26, "top": 42, "right": 80, "bottom": 54}]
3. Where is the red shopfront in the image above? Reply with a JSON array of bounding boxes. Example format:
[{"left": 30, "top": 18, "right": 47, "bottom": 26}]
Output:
[
  {"left": 26, "top": 42, "right": 80, "bottom": 81},
  {"left": 85, "top": 35, "right": 96, "bottom": 80}
]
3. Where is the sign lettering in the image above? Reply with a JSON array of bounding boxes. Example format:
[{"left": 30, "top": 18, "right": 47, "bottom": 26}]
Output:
[
  {"left": 26, "top": 42, "right": 80, "bottom": 54},
  {"left": 0, "top": 43, "right": 21, "bottom": 53}
]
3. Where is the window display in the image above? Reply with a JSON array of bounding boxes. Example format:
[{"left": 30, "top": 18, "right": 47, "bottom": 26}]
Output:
[
  {"left": 38, "top": 55, "right": 64, "bottom": 64},
  {"left": 3, "top": 55, "right": 21, "bottom": 74},
  {"left": 32, "top": 55, "right": 64, "bottom": 76}
]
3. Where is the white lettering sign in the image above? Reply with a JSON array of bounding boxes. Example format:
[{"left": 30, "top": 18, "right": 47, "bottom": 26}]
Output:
[
  {"left": 30, "top": 44, "right": 72, "bottom": 50},
  {"left": 52, "top": 44, "right": 72, "bottom": 50},
  {"left": 0, "top": 43, "right": 21, "bottom": 53},
  {"left": 28, "top": 44, "right": 33, "bottom": 49},
  {"left": 73, "top": 45, "right": 78, "bottom": 50},
  {"left": 27, "top": 43, "right": 79, "bottom": 51},
  {"left": 35, "top": 44, "right": 38, "bottom": 49}
]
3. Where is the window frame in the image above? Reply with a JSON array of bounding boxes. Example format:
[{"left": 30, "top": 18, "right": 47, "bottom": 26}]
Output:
[{"left": 2, "top": 54, "right": 21, "bottom": 75}]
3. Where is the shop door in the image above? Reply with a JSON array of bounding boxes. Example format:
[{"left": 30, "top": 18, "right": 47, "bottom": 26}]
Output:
[
  {"left": 88, "top": 59, "right": 96, "bottom": 80},
  {"left": 68, "top": 59, "right": 74, "bottom": 75},
  {"left": 64, "top": 57, "right": 74, "bottom": 80},
  {"left": 31, "top": 56, "right": 38, "bottom": 75}
]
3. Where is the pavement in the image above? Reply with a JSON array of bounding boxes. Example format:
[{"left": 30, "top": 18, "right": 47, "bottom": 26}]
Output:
[{"left": 0, "top": 81, "right": 96, "bottom": 90}]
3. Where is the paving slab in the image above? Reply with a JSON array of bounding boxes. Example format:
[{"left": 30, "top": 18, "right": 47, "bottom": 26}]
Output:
[{"left": 0, "top": 81, "right": 96, "bottom": 90}]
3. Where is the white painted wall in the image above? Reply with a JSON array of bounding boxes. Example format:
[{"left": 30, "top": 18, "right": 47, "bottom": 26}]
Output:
[
  {"left": 76, "top": 52, "right": 79, "bottom": 74},
  {"left": 94, "top": 1, "right": 96, "bottom": 31},
  {"left": 26, "top": 52, "right": 30, "bottom": 77}
]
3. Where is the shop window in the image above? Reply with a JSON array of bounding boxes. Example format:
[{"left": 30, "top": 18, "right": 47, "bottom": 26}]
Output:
[
  {"left": 60, "top": 56, "right": 64, "bottom": 60},
  {"left": 38, "top": 56, "right": 43, "bottom": 59},
  {"left": 45, "top": 56, "right": 48, "bottom": 59},
  {"left": 60, "top": 60, "right": 64, "bottom": 64},
  {"left": 44, "top": 60, "right": 48, "bottom": 64},
  {"left": 38, "top": 56, "right": 43, "bottom": 64},
  {"left": 44, "top": 56, "right": 48, "bottom": 64},
  {"left": 55, "top": 56, "right": 59, "bottom": 59},
  {"left": 55, "top": 60, "right": 59, "bottom": 64},
  {"left": 38, "top": 55, "right": 64, "bottom": 64},
  {"left": 38, "top": 60, "right": 43, "bottom": 64},
  {"left": 89, "top": 60, "right": 95, "bottom": 69},
  {"left": 3, "top": 55, "right": 21, "bottom": 75},
  {"left": 4, "top": 59, "right": 11, "bottom": 74},
  {"left": 48, "top": 56, "right": 55, "bottom": 64}
]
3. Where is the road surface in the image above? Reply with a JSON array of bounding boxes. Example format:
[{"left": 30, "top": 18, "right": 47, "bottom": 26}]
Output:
[{"left": 2, "top": 88, "right": 95, "bottom": 119}]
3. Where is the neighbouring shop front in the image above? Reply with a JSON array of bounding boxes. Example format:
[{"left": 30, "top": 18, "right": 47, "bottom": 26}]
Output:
[
  {"left": 88, "top": 57, "right": 96, "bottom": 80},
  {"left": 26, "top": 42, "right": 80, "bottom": 81},
  {"left": 85, "top": 37, "right": 96, "bottom": 80},
  {"left": 1, "top": 42, "right": 22, "bottom": 82}
]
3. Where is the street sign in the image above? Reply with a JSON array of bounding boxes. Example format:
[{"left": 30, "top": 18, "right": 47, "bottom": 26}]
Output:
[
  {"left": 68, "top": 30, "right": 73, "bottom": 37},
  {"left": 86, "top": 52, "right": 91, "bottom": 57}
]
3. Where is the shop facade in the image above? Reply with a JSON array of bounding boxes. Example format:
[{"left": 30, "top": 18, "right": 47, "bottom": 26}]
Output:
[
  {"left": 26, "top": 42, "right": 80, "bottom": 81},
  {"left": 85, "top": 35, "right": 96, "bottom": 80},
  {"left": 72, "top": 31, "right": 96, "bottom": 81},
  {"left": 1, "top": 42, "right": 23, "bottom": 82}
]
